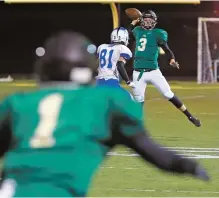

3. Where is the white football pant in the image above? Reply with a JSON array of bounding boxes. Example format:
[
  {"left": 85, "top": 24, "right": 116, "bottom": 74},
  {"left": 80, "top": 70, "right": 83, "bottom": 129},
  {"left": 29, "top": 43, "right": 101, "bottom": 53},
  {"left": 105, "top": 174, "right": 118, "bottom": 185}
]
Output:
[{"left": 132, "top": 69, "right": 174, "bottom": 103}]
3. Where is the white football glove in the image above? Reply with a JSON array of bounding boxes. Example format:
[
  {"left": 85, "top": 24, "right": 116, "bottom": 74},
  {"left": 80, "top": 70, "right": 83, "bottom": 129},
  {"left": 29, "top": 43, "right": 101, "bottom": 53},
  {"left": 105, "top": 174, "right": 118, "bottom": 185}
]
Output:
[{"left": 127, "top": 81, "right": 136, "bottom": 88}]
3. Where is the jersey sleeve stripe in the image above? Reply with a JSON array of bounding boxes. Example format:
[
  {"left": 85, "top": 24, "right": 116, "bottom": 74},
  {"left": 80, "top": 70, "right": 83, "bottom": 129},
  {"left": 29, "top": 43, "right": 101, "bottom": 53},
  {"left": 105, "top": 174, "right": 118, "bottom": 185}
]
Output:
[{"left": 120, "top": 53, "right": 131, "bottom": 60}]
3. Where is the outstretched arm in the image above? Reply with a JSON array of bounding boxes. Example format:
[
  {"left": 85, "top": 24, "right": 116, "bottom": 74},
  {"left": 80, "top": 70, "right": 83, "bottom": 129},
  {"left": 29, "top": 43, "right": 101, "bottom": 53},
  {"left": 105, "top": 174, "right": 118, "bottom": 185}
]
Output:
[
  {"left": 124, "top": 131, "right": 196, "bottom": 173},
  {"left": 159, "top": 42, "right": 179, "bottom": 69},
  {"left": 127, "top": 19, "right": 140, "bottom": 42},
  {"left": 108, "top": 112, "right": 209, "bottom": 180},
  {"left": 106, "top": 91, "right": 208, "bottom": 181},
  {"left": 159, "top": 42, "right": 175, "bottom": 61},
  {"left": 120, "top": 127, "right": 208, "bottom": 180},
  {"left": 158, "top": 30, "right": 179, "bottom": 69}
]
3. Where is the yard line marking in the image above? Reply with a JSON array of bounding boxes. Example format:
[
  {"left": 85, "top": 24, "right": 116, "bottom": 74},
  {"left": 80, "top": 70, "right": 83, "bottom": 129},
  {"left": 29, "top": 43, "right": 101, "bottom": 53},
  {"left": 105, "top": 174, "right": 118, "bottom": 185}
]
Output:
[
  {"left": 101, "top": 166, "right": 115, "bottom": 169},
  {"left": 147, "top": 95, "right": 205, "bottom": 102},
  {"left": 185, "top": 155, "right": 219, "bottom": 159},
  {"left": 200, "top": 112, "right": 219, "bottom": 115},
  {"left": 170, "top": 150, "right": 219, "bottom": 153},
  {"left": 101, "top": 166, "right": 138, "bottom": 170},
  {"left": 107, "top": 147, "right": 219, "bottom": 159},
  {"left": 107, "top": 152, "right": 219, "bottom": 159},
  {"left": 123, "top": 84, "right": 219, "bottom": 90},
  {"left": 1, "top": 82, "right": 219, "bottom": 90},
  {"left": 165, "top": 147, "right": 219, "bottom": 150},
  {"left": 126, "top": 147, "right": 219, "bottom": 151},
  {"left": 93, "top": 187, "right": 219, "bottom": 194}
]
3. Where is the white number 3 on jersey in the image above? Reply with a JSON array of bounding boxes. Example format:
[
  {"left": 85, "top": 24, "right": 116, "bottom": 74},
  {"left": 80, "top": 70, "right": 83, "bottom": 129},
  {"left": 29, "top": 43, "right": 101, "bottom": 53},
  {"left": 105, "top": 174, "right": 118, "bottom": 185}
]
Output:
[{"left": 138, "top": 38, "right": 147, "bottom": 51}]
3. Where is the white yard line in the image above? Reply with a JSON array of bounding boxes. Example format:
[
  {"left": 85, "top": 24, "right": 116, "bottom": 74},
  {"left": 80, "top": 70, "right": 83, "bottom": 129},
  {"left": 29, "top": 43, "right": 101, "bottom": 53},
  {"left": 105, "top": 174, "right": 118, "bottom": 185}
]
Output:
[
  {"left": 8, "top": 82, "right": 219, "bottom": 90},
  {"left": 124, "top": 147, "right": 219, "bottom": 151},
  {"left": 107, "top": 152, "right": 219, "bottom": 159},
  {"left": 199, "top": 112, "right": 219, "bottom": 115},
  {"left": 165, "top": 147, "right": 219, "bottom": 150},
  {"left": 101, "top": 166, "right": 138, "bottom": 170},
  {"left": 171, "top": 150, "right": 219, "bottom": 153},
  {"left": 154, "top": 112, "right": 219, "bottom": 116},
  {"left": 93, "top": 187, "right": 219, "bottom": 194},
  {"left": 123, "top": 84, "right": 219, "bottom": 90},
  {"left": 107, "top": 147, "right": 219, "bottom": 159},
  {"left": 98, "top": 147, "right": 219, "bottom": 196},
  {"left": 147, "top": 95, "right": 205, "bottom": 102}
]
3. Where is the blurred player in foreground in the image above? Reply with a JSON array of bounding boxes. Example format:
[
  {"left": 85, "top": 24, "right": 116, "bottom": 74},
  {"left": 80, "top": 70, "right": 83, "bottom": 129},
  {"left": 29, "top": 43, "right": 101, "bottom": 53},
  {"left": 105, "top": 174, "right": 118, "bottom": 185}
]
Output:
[
  {"left": 96, "top": 27, "right": 135, "bottom": 98},
  {"left": 128, "top": 10, "right": 201, "bottom": 127},
  {"left": 0, "top": 31, "right": 209, "bottom": 197}
]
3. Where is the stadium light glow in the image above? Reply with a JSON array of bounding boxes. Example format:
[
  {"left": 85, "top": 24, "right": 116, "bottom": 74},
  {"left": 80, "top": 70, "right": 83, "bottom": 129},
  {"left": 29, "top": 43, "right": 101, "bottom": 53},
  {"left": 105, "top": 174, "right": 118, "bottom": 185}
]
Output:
[{"left": 5, "top": 0, "right": 200, "bottom": 4}]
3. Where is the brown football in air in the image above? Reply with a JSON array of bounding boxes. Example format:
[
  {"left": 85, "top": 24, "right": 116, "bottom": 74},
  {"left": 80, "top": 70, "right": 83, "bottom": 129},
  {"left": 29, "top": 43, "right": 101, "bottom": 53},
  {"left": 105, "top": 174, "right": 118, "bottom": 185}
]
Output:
[{"left": 125, "top": 8, "right": 142, "bottom": 20}]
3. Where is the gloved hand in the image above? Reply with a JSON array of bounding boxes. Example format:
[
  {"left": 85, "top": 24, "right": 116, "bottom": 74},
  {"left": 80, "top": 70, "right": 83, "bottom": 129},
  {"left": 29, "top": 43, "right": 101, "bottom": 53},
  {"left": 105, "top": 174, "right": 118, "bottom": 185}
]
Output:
[
  {"left": 170, "top": 59, "right": 180, "bottom": 69},
  {"left": 194, "top": 165, "right": 210, "bottom": 181}
]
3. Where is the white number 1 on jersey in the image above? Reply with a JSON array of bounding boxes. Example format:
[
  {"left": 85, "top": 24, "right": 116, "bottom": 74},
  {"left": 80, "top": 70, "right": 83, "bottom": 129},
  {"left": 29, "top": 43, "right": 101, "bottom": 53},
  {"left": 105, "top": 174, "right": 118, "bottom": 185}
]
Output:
[
  {"left": 138, "top": 38, "right": 147, "bottom": 51},
  {"left": 30, "top": 93, "right": 63, "bottom": 148}
]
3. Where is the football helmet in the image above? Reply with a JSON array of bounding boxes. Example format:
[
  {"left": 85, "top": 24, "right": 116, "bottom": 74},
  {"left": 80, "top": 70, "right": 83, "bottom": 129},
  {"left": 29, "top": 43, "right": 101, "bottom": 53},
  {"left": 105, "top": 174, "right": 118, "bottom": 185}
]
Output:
[
  {"left": 34, "top": 31, "right": 97, "bottom": 84},
  {"left": 140, "top": 10, "right": 157, "bottom": 30},
  {"left": 111, "top": 27, "right": 129, "bottom": 46}
]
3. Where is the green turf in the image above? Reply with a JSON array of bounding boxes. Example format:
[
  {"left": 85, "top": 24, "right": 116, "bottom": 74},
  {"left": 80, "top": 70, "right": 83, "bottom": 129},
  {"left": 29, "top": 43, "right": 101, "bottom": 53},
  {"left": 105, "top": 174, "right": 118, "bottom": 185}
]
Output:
[{"left": 1, "top": 81, "right": 219, "bottom": 197}]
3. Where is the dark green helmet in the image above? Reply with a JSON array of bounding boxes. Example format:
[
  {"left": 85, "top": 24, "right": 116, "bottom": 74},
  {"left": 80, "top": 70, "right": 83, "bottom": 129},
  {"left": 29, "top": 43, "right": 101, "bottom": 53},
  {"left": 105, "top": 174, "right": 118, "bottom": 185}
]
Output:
[{"left": 35, "top": 31, "right": 97, "bottom": 84}]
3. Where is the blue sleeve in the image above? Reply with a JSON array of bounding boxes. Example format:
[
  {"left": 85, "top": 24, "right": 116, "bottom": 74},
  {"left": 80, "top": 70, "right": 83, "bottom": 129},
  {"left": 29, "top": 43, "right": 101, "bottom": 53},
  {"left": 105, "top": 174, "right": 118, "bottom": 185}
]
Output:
[
  {"left": 120, "top": 46, "right": 132, "bottom": 61},
  {"left": 120, "top": 53, "right": 131, "bottom": 60}
]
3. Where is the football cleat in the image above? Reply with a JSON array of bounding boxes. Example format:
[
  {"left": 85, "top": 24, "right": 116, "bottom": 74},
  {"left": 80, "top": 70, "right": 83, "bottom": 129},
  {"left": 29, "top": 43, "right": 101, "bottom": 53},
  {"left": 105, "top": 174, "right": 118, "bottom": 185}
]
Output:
[{"left": 188, "top": 116, "right": 201, "bottom": 127}]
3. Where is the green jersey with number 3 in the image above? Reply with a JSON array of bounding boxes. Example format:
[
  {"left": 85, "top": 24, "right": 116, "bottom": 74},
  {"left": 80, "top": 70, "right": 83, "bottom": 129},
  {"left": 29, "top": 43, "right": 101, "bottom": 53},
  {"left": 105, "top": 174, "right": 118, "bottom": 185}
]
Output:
[
  {"left": 0, "top": 85, "right": 143, "bottom": 197},
  {"left": 132, "top": 26, "right": 168, "bottom": 69}
]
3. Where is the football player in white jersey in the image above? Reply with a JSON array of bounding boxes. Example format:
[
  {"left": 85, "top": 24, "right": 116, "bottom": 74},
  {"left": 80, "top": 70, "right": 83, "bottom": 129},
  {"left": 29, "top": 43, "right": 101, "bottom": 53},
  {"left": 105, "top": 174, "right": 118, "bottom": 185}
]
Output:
[{"left": 96, "top": 27, "right": 135, "bottom": 97}]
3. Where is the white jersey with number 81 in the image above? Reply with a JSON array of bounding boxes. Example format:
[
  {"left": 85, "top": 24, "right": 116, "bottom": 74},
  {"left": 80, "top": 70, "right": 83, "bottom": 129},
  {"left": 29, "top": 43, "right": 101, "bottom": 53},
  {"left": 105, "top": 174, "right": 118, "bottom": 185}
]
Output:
[{"left": 96, "top": 44, "right": 132, "bottom": 81}]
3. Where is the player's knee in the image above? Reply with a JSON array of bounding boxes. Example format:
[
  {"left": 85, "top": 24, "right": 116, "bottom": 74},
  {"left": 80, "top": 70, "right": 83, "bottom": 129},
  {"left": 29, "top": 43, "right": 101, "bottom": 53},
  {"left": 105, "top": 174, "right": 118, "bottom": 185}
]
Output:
[
  {"left": 163, "top": 90, "right": 174, "bottom": 99},
  {"left": 133, "top": 95, "right": 144, "bottom": 103}
]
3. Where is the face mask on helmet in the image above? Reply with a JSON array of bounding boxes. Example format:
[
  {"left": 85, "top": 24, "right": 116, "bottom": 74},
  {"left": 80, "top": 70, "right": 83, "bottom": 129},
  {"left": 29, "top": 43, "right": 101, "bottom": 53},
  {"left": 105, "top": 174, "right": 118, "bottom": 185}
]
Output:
[
  {"left": 140, "top": 18, "right": 154, "bottom": 29},
  {"left": 140, "top": 12, "right": 157, "bottom": 30},
  {"left": 111, "top": 28, "right": 129, "bottom": 46}
]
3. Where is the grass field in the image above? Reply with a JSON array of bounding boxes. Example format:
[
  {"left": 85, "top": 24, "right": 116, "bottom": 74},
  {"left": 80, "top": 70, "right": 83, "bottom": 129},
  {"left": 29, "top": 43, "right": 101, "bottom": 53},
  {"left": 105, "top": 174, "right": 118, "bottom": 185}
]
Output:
[{"left": 1, "top": 80, "right": 219, "bottom": 197}]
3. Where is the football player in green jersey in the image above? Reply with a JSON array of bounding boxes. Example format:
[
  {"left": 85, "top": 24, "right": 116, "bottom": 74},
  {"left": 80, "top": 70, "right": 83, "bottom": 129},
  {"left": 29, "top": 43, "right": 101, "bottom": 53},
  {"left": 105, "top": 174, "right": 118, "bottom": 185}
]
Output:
[
  {"left": 0, "top": 31, "right": 209, "bottom": 197},
  {"left": 128, "top": 10, "right": 201, "bottom": 127}
]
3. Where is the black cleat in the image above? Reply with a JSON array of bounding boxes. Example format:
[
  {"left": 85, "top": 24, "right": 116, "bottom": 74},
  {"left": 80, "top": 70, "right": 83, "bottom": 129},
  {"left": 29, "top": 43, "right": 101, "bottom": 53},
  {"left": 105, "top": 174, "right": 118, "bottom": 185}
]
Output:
[{"left": 188, "top": 116, "right": 201, "bottom": 127}]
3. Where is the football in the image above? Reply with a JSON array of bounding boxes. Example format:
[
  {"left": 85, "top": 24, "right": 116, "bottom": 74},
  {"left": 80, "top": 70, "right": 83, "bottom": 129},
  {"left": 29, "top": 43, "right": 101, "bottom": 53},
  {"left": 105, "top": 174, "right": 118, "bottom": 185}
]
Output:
[{"left": 125, "top": 8, "right": 142, "bottom": 20}]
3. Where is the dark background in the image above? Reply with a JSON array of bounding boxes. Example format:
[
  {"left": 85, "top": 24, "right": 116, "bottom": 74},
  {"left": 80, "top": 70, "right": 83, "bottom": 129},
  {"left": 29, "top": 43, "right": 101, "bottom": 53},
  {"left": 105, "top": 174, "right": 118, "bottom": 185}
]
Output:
[{"left": 0, "top": 1, "right": 218, "bottom": 78}]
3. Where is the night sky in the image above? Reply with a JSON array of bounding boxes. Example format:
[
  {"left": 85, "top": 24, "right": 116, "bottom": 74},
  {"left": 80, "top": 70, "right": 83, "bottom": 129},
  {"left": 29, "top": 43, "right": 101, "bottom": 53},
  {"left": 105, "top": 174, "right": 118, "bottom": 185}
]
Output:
[{"left": 0, "top": 1, "right": 216, "bottom": 77}]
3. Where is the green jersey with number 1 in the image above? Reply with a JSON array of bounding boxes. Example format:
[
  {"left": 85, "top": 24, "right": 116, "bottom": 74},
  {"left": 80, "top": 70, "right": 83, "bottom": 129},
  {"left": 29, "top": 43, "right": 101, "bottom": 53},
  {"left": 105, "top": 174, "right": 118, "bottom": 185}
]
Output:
[
  {"left": 0, "top": 84, "right": 143, "bottom": 197},
  {"left": 132, "top": 26, "right": 168, "bottom": 69}
]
